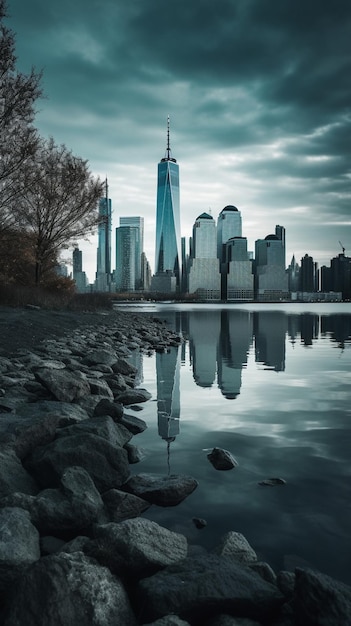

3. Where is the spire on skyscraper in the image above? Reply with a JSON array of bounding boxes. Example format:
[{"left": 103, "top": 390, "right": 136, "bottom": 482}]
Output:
[{"left": 162, "top": 115, "right": 177, "bottom": 163}]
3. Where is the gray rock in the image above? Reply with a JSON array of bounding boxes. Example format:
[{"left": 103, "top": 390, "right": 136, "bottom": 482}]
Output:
[
  {"left": 120, "top": 412, "right": 148, "bottom": 434},
  {"left": 77, "top": 394, "right": 116, "bottom": 417},
  {"left": 93, "top": 398, "right": 124, "bottom": 420},
  {"left": 117, "top": 388, "right": 152, "bottom": 405},
  {"left": 258, "top": 478, "right": 286, "bottom": 486},
  {"left": 102, "top": 488, "right": 150, "bottom": 522},
  {"left": 24, "top": 432, "right": 130, "bottom": 493},
  {"left": 207, "top": 616, "right": 261, "bottom": 626},
  {"left": 111, "top": 357, "right": 138, "bottom": 377},
  {"left": 1, "top": 467, "right": 104, "bottom": 534},
  {"left": 214, "top": 531, "right": 257, "bottom": 563},
  {"left": 207, "top": 447, "right": 239, "bottom": 471},
  {"left": 249, "top": 561, "right": 277, "bottom": 585},
  {"left": 122, "top": 473, "right": 198, "bottom": 506},
  {"left": 0, "top": 507, "right": 40, "bottom": 592},
  {"left": 88, "top": 377, "right": 114, "bottom": 399},
  {"left": 82, "top": 348, "right": 118, "bottom": 367},
  {"left": 34, "top": 367, "right": 91, "bottom": 403},
  {"left": 124, "top": 442, "right": 145, "bottom": 463},
  {"left": 0, "top": 446, "right": 38, "bottom": 498},
  {"left": 276, "top": 570, "right": 295, "bottom": 599},
  {"left": 136, "top": 553, "right": 284, "bottom": 623},
  {"left": 2, "top": 552, "right": 137, "bottom": 626},
  {"left": 40, "top": 535, "right": 66, "bottom": 555},
  {"left": 55, "top": 415, "right": 132, "bottom": 448},
  {"left": 92, "top": 518, "right": 188, "bottom": 577},
  {"left": 104, "top": 373, "right": 128, "bottom": 395},
  {"left": 293, "top": 567, "right": 351, "bottom": 625}
]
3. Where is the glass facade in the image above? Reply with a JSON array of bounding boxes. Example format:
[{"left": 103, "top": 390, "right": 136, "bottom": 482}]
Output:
[
  {"left": 96, "top": 196, "right": 112, "bottom": 276},
  {"left": 155, "top": 149, "right": 181, "bottom": 284}
]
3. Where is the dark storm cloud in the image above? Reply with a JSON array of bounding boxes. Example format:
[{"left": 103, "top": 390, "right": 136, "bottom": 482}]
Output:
[{"left": 6, "top": 0, "right": 351, "bottom": 277}]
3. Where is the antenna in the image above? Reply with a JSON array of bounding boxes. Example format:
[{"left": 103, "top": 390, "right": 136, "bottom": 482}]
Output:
[{"left": 166, "top": 115, "right": 171, "bottom": 160}]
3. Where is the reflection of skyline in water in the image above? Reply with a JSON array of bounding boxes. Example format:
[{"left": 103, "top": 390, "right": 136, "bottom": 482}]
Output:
[{"left": 152, "top": 310, "right": 351, "bottom": 404}]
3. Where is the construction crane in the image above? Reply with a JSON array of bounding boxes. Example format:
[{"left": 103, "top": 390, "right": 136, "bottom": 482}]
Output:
[{"left": 339, "top": 241, "right": 345, "bottom": 255}]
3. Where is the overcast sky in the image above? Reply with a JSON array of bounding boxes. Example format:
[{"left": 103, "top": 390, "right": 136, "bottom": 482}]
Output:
[{"left": 7, "top": 0, "right": 351, "bottom": 282}]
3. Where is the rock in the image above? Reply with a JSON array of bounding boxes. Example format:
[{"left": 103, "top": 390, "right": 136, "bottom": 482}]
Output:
[
  {"left": 207, "top": 447, "right": 239, "bottom": 471},
  {"left": 293, "top": 567, "right": 351, "bottom": 625},
  {"left": 1, "top": 467, "right": 104, "bottom": 535},
  {"left": 104, "top": 373, "right": 129, "bottom": 395},
  {"left": 40, "top": 535, "right": 66, "bottom": 555},
  {"left": 120, "top": 412, "right": 148, "bottom": 435},
  {"left": 93, "top": 398, "right": 124, "bottom": 420},
  {"left": 0, "top": 507, "right": 40, "bottom": 592},
  {"left": 117, "top": 388, "right": 152, "bottom": 405},
  {"left": 214, "top": 531, "right": 257, "bottom": 563},
  {"left": 249, "top": 561, "right": 277, "bottom": 585},
  {"left": 111, "top": 357, "right": 138, "bottom": 377},
  {"left": 88, "top": 377, "right": 114, "bottom": 399},
  {"left": 136, "top": 553, "right": 284, "bottom": 623},
  {"left": 24, "top": 433, "right": 130, "bottom": 493},
  {"left": 0, "top": 446, "right": 39, "bottom": 498},
  {"left": 124, "top": 442, "right": 145, "bottom": 463},
  {"left": 276, "top": 570, "right": 295, "bottom": 599},
  {"left": 1, "top": 552, "right": 137, "bottom": 626},
  {"left": 55, "top": 415, "right": 133, "bottom": 448},
  {"left": 207, "top": 616, "right": 261, "bottom": 626},
  {"left": 192, "top": 517, "right": 207, "bottom": 529},
  {"left": 122, "top": 473, "right": 198, "bottom": 506},
  {"left": 92, "top": 518, "right": 188, "bottom": 578},
  {"left": 258, "top": 478, "right": 286, "bottom": 486},
  {"left": 102, "top": 488, "right": 150, "bottom": 522},
  {"left": 82, "top": 348, "right": 118, "bottom": 367},
  {"left": 34, "top": 367, "right": 91, "bottom": 403}
]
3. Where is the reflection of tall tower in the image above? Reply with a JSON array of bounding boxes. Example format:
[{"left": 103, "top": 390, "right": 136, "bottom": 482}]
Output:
[
  {"left": 156, "top": 345, "right": 181, "bottom": 442},
  {"left": 254, "top": 311, "right": 287, "bottom": 372},
  {"left": 155, "top": 116, "right": 181, "bottom": 285},
  {"left": 217, "top": 310, "right": 253, "bottom": 398},
  {"left": 188, "top": 311, "right": 221, "bottom": 387}
]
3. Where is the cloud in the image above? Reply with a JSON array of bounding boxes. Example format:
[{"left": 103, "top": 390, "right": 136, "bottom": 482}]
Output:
[{"left": 6, "top": 0, "right": 351, "bottom": 281}]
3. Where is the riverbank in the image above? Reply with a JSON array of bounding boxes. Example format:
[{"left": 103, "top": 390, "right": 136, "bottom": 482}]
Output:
[{"left": 0, "top": 306, "right": 350, "bottom": 625}]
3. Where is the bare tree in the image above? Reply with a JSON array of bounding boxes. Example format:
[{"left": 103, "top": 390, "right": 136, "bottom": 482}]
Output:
[
  {"left": 0, "top": 0, "right": 42, "bottom": 230},
  {"left": 15, "top": 137, "right": 104, "bottom": 284}
]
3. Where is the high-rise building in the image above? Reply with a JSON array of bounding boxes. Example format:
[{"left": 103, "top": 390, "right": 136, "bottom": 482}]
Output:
[
  {"left": 188, "top": 213, "right": 221, "bottom": 300},
  {"left": 119, "top": 216, "right": 144, "bottom": 289},
  {"left": 96, "top": 180, "right": 112, "bottom": 291},
  {"left": 299, "top": 254, "right": 318, "bottom": 292},
  {"left": 115, "top": 226, "right": 137, "bottom": 291},
  {"left": 217, "top": 205, "right": 242, "bottom": 262},
  {"left": 254, "top": 225, "right": 288, "bottom": 301},
  {"left": 224, "top": 236, "right": 254, "bottom": 300},
  {"left": 154, "top": 116, "right": 181, "bottom": 286},
  {"left": 72, "top": 246, "right": 87, "bottom": 292}
]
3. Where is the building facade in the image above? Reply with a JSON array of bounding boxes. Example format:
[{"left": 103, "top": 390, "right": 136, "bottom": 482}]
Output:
[
  {"left": 154, "top": 117, "right": 182, "bottom": 286},
  {"left": 115, "top": 226, "right": 137, "bottom": 291},
  {"left": 254, "top": 225, "right": 288, "bottom": 300},
  {"left": 96, "top": 181, "right": 112, "bottom": 291},
  {"left": 188, "top": 213, "right": 221, "bottom": 300},
  {"left": 119, "top": 216, "right": 144, "bottom": 289},
  {"left": 224, "top": 236, "right": 254, "bottom": 301},
  {"left": 217, "top": 205, "right": 242, "bottom": 262}
]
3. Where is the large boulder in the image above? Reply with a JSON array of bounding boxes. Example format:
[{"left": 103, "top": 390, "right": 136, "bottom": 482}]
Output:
[
  {"left": 136, "top": 553, "right": 284, "bottom": 624},
  {"left": 293, "top": 567, "right": 351, "bottom": 625},
  {"left": 82, "top": 348, "right": 118, "bottom": 367},
  {"left": 102, "top": 488, "right": 150, "bottom": 522},
  {"left": 1, "top": 467, "right": 104, "bottom": 535},
  {"left": 0, "top": 446, "right": 38, "bottom": 498},
  {"left": 111, "top": 357, "right": 138, "bottom": 377},
  {"left": 34, "top": 368, "right": 91, "bottom": 403},
  {"left": 24, "top": 433, "right": 130, "bottom": 493},
  {"left": 116, "top": 388, "right": 152, "bottom": 406},
  {"left": 88, "top": 377, "right": 114, "bottom": 399},
  {"left": 55, "top": 415, "right": 132, "bottom": 448},
  {"left": 92, "top": 518, "right": 188, "bottom": 578},
  {"left": 2, "top": 552, "right": 137, "bottom": 626},
  {"left": 119, "top": 413, "right": 148, "bottom": 435},
  {"left": 0, "top": 507, "right": 40, "bottom": 592},
  {"left": 122, "top": 473, "right": 198, "bottom": 506},
  {"left": 93, "top": 398, "right": 124, "bottom": 420}
]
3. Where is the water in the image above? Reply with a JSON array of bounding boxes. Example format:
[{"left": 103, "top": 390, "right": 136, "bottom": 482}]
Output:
[{"left": 116, "top": 302, "right": 351, "bottom": 584}]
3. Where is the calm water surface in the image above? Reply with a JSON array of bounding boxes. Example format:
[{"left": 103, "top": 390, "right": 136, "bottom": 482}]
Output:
[{"left": 116, "top": 303, "right": 351, "bottom": 584}]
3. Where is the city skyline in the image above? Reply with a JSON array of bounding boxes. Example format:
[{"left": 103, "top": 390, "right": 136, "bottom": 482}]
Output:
[{"left": 8, "top": 0, "right": 351, "bottom": 282}]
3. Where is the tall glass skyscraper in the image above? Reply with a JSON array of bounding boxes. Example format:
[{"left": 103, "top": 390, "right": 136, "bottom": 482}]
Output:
[
  {"left": 119, "top": 216, "right": 144, "bottom": 289},
  {"left": 155, "top": 117, "right": 181, "bottom": 285},
  {"left": 96, "top": 180, "right": 112, "bottom": 281}
]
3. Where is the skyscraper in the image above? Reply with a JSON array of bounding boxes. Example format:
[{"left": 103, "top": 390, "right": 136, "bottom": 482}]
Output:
[
  {"left": 119, "top": 216, "right": 144, "bottom": 289},
  {"left": 188, "top": 213, "right": 221, "bottom": 300},
  {"left": 217, "top": 205, "right": 242, "bottom": 262},
  {"left": 115, "top": 226, "right": 137, "bottom": 291},
  {"left": 96, "top": 179, "right": 112, "bottom": 291},
  {"left": 154, "top": 116, "right": 181, "bottom": 286}
]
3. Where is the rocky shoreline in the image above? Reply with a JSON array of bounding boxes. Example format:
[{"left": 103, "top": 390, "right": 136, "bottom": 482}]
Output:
[{"left": 0, "top": 307, "right": 350, "bottom": 625}]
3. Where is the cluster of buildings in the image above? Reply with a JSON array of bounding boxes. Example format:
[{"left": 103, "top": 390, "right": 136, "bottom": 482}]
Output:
[{"left": 72, "top": 120, "right": 351, "bottom": 302}]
